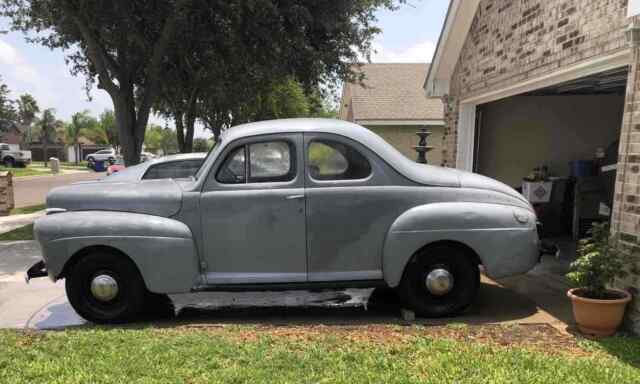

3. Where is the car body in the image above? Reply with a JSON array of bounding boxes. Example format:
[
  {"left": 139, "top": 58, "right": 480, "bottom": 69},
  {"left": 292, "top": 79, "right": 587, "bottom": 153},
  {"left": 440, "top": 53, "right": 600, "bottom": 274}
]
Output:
[
  {"left": 0, "top": 143, "right": 31, "bottom": 167},
  {"left": 104, "top": 153, "right": 206, "bottom": 181},
  {"left": 28, "top": 118, "right": 539, "bottom": 323},
  {"left": 86, "top": 148, "right": 115, "bottom": 163}
]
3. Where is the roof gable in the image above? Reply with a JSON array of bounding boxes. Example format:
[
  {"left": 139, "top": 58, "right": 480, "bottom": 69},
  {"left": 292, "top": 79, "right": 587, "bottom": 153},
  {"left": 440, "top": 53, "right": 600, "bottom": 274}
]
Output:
[
  {"left": 342, "top": 63, "right": 443, "bottom": 123},
  {"left": 424, "top": 0, "right": 481, "bottom": 96}
]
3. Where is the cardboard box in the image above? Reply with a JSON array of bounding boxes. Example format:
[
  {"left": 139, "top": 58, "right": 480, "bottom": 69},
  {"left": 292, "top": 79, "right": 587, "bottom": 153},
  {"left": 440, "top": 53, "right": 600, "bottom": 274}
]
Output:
[{"left": 522, "top": 181, "right": 553, "bottom": 203}]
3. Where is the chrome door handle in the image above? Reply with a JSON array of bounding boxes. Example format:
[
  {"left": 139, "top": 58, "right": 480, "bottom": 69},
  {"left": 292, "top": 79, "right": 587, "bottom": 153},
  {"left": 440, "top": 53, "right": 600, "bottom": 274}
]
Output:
[{"left": 285, "top": 194, "right": 305, "bottom": 200}]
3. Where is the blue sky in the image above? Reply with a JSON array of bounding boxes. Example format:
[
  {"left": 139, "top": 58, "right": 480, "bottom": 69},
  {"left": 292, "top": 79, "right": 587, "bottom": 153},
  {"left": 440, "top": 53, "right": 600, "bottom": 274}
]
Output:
[{"left": 0, "top": 0, "right": 449, "bottom": 137}]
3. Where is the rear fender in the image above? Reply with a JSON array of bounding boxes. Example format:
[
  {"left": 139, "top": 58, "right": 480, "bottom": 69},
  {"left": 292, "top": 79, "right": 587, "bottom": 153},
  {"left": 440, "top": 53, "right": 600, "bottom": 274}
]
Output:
[
  {"left": 35, "top": 211, "right": 200, "bottom": 293},
  {"left": 383, "top": 202, "right": 538, "bottom": 287}
]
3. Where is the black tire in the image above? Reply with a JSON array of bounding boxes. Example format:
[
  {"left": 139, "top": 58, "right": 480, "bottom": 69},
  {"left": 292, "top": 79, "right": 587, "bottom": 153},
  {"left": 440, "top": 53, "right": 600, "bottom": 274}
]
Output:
[
  {"left": 65, "top": 251, "right": 146, "bottom": 324},
  {"left": 397, "top": 244, "right": 480, "bottom": 318},
  {"left": 87, "top": 156, "right": 95, "bottom": 163},
  {"left": 4, "top": 157, "right": 15, "bottom": 168}
]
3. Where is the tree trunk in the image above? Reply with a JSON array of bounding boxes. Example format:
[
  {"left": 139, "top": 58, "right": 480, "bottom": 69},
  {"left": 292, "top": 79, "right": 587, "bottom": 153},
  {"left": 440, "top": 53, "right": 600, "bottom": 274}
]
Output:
[
  {"left": 113, "top": 91, "right": 146, "bottom": 166},
  {"left": 175, "top": 110, "right": 185, "bottom": 152},
  {"left": 184, "top": 110, "right": 195, "bottom": 153},
  {"left": 43, "top": 141, "right": 48, "bottom": 167}
]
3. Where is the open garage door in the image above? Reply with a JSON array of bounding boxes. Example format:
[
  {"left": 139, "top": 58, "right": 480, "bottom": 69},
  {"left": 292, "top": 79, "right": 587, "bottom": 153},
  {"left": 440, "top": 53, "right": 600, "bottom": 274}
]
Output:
[{"left": 475, "top": 67, "right": 627, "bottom": 239}]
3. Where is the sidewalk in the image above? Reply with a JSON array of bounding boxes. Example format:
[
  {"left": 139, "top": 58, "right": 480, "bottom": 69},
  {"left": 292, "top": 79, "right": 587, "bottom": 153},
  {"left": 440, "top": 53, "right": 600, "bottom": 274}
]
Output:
[{"left": 0, "top": 211, "right": 44, "bottom": 234}]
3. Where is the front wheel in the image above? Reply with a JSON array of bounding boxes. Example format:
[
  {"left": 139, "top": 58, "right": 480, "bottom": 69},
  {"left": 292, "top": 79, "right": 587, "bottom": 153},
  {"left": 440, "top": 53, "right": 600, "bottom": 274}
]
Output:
[
  {"left": 4, "top": 157, "right": 14, "bottom": 168},
  {"left": 397, "top": 244, "right": 480, "bottom": 317},
  {"left": 65, "top": 251, "right": 146, "bottom": 324}
]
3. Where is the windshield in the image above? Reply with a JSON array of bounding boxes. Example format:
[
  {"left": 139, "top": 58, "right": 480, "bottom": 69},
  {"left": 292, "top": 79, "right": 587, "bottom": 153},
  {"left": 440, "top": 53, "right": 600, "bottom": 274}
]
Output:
[{"left": 194, "top": 140, "right": 221, "bottom": 180}]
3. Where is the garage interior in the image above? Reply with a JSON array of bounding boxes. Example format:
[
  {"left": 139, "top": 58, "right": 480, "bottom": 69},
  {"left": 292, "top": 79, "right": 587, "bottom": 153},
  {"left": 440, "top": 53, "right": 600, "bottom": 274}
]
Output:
[{"left": 474, "top": 67, "right": 628, "bottom": 256}]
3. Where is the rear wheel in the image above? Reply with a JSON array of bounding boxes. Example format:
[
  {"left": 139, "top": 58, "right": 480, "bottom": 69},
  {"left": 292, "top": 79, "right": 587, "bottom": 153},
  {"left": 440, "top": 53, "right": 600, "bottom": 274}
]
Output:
[
  {"left": 397, "top": 244, "right": 480, "bottom": 317},
  {"left": 65, "top": 251, "right": 146, "bottom": 324}
]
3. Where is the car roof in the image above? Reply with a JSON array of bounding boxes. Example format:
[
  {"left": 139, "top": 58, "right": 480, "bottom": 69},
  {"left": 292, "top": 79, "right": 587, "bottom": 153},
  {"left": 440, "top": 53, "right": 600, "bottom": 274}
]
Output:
[
  {"left": 213, "top": 118, "right": 460, "bottom": 187},
  {"left": 222, "top": 118, "right": 376, "bottom": 144}
]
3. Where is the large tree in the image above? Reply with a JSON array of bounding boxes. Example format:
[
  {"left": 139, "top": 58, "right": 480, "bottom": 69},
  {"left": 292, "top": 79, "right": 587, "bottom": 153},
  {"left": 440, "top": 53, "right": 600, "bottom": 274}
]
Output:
[
  {"left": 0, "top": 75, "right": 16, "bottom": 123},
  {"left": 1, "top": 0, "right": 399, "bottom": 163},
  {"left": 16, "top": 93, "right": 40, "bottom": 146},
  {"left": 35, "top": 108, "right": 63, "bottom": 167},
  {"left": 65, "top": 109, "right": 97, "bottom": 164}
]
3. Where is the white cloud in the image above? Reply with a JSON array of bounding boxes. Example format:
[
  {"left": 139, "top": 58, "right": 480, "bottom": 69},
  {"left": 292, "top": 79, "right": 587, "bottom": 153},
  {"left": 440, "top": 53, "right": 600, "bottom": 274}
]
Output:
[
  {"left": 369, "top": 40, "right": 436, "bottom": 63},
  {"left": 0, "top": 39, "right": 19, "bottom": 65}
]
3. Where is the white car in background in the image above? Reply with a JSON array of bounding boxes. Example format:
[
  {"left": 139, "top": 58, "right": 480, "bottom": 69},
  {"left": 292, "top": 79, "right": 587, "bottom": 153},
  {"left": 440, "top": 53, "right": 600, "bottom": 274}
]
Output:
[{"left": 86, "top": 148, "right": 116, "bottom": 163}]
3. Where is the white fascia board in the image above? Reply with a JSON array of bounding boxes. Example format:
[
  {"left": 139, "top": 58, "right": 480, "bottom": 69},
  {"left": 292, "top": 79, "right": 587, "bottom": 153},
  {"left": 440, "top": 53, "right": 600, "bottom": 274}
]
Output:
[
  {"left": 424, "top": 0, "right": 481, "bottom": 97},
  {"left": 357, "top": 119, "right": 445, "bottom": 126}
]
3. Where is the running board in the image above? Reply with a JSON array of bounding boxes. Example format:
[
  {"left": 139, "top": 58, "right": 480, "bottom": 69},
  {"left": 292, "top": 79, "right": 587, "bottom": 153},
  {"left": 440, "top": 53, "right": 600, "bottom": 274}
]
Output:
[{"left": 192, "top": 280, "right": 387, "bottom": 292}]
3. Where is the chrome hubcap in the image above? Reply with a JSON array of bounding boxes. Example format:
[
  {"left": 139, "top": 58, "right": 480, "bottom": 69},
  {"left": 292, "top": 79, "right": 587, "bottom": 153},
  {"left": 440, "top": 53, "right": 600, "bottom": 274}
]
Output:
[
  {"left": 425, "top": 268, "right": 454, "bottom": 296},
  {"left": 90, "top": 274, "right": 119, "bottom": 302}
]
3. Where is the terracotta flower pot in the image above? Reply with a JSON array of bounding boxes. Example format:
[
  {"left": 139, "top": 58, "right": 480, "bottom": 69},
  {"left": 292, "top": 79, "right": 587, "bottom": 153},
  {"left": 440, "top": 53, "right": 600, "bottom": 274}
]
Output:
[{"left": 567, "top": 288, "right": 632, "bottom": 337}]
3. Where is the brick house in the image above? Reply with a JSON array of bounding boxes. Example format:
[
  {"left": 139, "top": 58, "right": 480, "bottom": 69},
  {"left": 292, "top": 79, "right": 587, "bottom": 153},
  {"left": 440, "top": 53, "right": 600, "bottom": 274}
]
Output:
[
  {"left": 425, "top": 0, "right": 640, "bottom": 333},
  {"left": 0, "top": 120, "right": 24, "bottom": 145},
  {"left": 340, "top": 63, "right": 445, "bottom": 164}
]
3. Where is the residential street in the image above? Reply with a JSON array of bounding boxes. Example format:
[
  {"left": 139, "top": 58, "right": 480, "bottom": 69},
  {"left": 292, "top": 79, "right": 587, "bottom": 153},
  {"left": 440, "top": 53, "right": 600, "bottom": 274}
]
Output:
[{"left": 13, "top": 171, "right": 105, "bottom": 208}]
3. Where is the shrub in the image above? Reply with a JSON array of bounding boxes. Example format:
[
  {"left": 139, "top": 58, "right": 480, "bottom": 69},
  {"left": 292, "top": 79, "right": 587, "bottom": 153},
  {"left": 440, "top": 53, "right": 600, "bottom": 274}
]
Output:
[{"left": 566, "top": 223, "right": 639, "bottom": 299}]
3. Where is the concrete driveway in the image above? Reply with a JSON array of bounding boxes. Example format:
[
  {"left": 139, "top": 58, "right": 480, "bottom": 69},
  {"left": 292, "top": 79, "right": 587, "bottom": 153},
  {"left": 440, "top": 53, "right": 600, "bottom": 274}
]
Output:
[
  {"left": 13, "top": 171, "right": 105, "bottom": 208},
  {"left": 0, "top": 241, "right": 574, "bottom": 331}
]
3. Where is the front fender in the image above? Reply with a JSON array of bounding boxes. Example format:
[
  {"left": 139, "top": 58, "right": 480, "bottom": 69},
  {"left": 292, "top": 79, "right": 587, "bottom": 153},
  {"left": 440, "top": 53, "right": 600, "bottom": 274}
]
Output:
[
  {"left": 34, "top": 211, "right": 200, "bottom": 293},
  {"left": 383, "top": 202, "right": 539, "bottom": 287}
]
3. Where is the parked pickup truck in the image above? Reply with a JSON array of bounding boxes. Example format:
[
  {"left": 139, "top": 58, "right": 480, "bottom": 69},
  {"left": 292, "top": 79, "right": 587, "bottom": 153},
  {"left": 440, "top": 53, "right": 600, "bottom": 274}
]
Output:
[{"left": 0, "top": 143, "right": 32, "bottom": 167}]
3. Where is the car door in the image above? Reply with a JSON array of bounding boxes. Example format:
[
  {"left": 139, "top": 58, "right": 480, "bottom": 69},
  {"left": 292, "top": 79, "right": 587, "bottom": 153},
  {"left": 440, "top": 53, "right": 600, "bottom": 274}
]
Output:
[
  {"left": 304, "top": 132, "right": 402, "bottom": 282},
  {"left": 200, "top": 133, "right": 307, "bottom": 284}
]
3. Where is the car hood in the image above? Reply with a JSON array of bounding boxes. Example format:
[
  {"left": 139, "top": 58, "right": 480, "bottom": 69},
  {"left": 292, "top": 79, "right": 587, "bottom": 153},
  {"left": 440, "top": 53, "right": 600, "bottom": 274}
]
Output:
[
  {"left": 456, "top": 170, "right": 530, "bottom": 207},
  {"left": 46, "top": 179, "right": 182, "bottom": 217},
  {"left": 399, "top": 162, "right": 529, "bottom": 207}
]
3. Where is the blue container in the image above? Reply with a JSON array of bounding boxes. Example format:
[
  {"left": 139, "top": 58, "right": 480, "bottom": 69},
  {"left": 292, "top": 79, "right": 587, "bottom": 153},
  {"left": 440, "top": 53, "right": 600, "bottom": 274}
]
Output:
[
  {"left": 569, "top": 160, "right": 595, "bottom": 177},
  {"left": 93, "top": 160, "right": 107, "bottom": 172}
]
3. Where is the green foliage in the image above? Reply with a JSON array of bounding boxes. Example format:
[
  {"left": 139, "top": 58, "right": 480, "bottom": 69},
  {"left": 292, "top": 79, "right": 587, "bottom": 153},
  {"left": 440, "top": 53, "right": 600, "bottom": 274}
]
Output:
[
  {"left": 0, "top": 223, "right": 33, "bottom": 241},
  {"left": 82, "top": 109, "right": 118, "bottom": 148},
  {"left": 0, "top": 328, "right": 639, "bottom": 383},
  {"left": 2, "top": 0, "right": 401, "bottom": 164},
  {"left": 0, "top": 75, "right": 16, "bottom": 123},
  {"left": 144, "top": 124, "right": 178, "bottom": 155},
  {"left": 192, "top": 137, "right": 212, "bottom": 153},
  {"left": 65, "top": 110, "right": 97, "bottom": 145},
  {"left": 567, "top": 223, "right": 640, "bottom": 299},
  {"left": 10, "top": 204, "right": 46, "bottom": 215}
]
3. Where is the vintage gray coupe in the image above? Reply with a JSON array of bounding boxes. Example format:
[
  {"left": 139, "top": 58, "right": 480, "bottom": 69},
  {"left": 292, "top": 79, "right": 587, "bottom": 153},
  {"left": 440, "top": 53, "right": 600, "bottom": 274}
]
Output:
[{"left": 27, "top": 118, "right": 539, "bottom": 323}]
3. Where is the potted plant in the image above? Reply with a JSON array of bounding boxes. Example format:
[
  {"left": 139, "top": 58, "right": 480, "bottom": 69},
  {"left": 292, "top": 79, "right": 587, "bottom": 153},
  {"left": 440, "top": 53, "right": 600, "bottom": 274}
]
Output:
[{"left": 566, "top": 222, "right": 637, "bottom": 336}]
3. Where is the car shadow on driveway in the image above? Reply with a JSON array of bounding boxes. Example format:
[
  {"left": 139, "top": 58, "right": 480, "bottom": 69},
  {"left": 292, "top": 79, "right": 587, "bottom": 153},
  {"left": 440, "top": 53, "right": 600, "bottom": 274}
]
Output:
[{"left": 31, "top": 280, "right": 542, "bottom": 330}]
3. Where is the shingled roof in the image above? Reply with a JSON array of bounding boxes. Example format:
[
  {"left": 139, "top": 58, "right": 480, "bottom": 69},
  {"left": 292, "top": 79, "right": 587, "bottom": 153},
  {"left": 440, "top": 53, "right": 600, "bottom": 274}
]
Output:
[{"left": 340, "top": 63, "right": 444, "bottom": 123}]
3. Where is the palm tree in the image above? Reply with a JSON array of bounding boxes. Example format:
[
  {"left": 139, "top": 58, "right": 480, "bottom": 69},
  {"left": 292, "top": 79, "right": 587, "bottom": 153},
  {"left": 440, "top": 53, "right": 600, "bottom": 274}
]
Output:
[
  {"left": 37, "top": 108, "right": 62, "bottom": 167},
  {"left": 65, "top": 110, "right": 97, "bottom": 164},
  {"left": 16, "top": 94, "right": 39, "bottom": 147}
]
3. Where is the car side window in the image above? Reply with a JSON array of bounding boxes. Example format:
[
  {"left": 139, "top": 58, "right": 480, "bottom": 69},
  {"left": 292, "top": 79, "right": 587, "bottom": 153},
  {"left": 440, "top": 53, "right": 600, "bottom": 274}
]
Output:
[
  {"left": 216, "top": 140, "right": 295, "bottom": 184},
  {"left": 142, "top": 159, "right": 204, "bottom": 180},
  {"left": 308, "top": 140, "right": 371, "bottom": 180},
  {"left": 216, "top": 147, "right": 246, "bottom": 184},
  {"left": 248, "top": 141, "right": 293, "bottom": 182}
]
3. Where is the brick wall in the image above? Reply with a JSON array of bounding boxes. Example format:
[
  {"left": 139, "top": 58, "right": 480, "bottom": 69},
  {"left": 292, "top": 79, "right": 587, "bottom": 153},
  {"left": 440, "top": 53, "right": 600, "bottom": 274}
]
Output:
[
  {"left": 441, "top": 0, "right": 630, "bottom": 166},
  {"left": 613, "top": 28, "right": 640, "bottom": 334}
]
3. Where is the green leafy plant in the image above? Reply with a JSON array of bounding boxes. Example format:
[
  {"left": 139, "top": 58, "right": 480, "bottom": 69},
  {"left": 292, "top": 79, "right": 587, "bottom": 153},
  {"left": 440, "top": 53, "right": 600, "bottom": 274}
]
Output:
[{"left": 567, "top": 223, "right": 639, "bottom": 299}]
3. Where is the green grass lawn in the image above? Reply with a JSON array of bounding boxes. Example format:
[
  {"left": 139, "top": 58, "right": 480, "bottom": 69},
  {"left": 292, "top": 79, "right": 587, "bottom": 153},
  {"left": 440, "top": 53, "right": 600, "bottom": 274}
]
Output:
[
  {"left": 0, "top": 223, "right": 34, "bottom": 241},
  {"left": 10, "top": 204, "right": 46, "bottom": 215},
  {"left": 0, "top": 326, "right": 638, "bottom": 383},
  {"left": 0, "top": 166, "right": 50, "bottom": 177}
]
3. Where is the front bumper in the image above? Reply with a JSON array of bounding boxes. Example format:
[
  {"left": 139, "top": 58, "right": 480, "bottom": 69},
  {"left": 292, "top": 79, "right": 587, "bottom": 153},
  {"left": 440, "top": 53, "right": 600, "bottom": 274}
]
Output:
[{"left": 25, "top": 260, "right": 47, "bottom": 283}]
